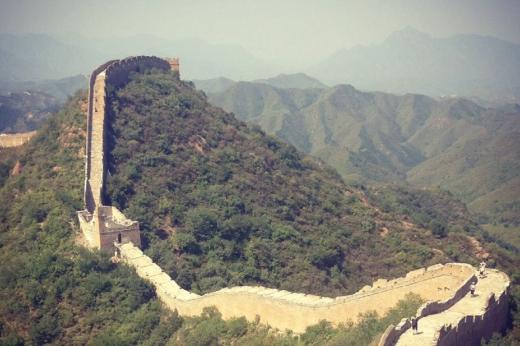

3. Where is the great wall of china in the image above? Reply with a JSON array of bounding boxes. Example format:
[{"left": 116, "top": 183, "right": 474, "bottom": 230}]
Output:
[
  {"left": 77, "top": 56, "right": 511, "bottom": 345},
  {"left": 0, "top": 131, "right": 37, "bottom": 148}
]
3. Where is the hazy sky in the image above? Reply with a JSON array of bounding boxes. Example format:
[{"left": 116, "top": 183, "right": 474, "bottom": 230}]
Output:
[{"left": 1, "top": 0, "right": 519, "bottom": 66}]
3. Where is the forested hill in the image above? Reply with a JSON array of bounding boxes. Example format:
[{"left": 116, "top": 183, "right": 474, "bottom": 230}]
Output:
[
  {"left": 207, "top": 81, "right": 520, "bottom": 225},
  {"left": 104, "top": 69, "right": 506, "bottom": 296},
  {"left": 0, "top": 69, "right": 518, "bottom": 344}
]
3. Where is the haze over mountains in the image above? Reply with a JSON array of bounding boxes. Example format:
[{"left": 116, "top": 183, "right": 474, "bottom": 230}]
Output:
[
  {"left": 203, "top": 76, "right": 520, "bottom": 225},
  {"left": 310, "top": 27, "right": 520, "bottom": 104},
  {"left": 1, "top": 27, "right": 518, "bottom": 224},
  {"left": 2, "top": 28, "right": 520, "bottom": 103},
  {"left": 0, "top": 33, "right": 274, "bottom": 82}
]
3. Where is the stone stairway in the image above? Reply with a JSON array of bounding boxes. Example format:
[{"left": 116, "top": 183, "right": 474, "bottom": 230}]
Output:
[{"left": 396, "top": 270, "right": 510, "bottom": 346}]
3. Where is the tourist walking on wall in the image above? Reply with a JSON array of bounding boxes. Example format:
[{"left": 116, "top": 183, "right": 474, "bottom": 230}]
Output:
[
  {"left": 470, "top": 282, "right": 476, "bottom": 296},
  {"left": 411, "top": 316, "right": 419, "bottom": 335},
  {"left": 479, "top": 261, "right": 486, "bottom": 278}
]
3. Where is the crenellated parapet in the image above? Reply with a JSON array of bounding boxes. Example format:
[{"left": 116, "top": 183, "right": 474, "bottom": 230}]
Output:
[
  {"left": 78, "top": 56, "right": 180, "bottom": 252},
  {"left": 117, "top": 241, "right": 499, "bottom": 334},
  {"left": 0, "top": 131, "right": 37, "bottom": 148},
  {"left": 434, "top": 275, "right": 510, "bottom": 346},
  {"left": 392, "top": 268, "right": 510, "bottom": 346}
]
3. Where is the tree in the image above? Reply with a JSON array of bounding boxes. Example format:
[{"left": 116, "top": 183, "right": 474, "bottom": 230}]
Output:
[{"left": 431, "top": 221, "right": 447, "bottom": 238}]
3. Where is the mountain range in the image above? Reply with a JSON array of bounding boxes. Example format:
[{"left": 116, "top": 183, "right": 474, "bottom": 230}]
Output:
[
  {"left": 203, "top": 76, "right": 520, "bottom": 224},
  {"left": 309, "top": 27, "right": 520, "bottom": 104},
  {"left": 193, "top": 73, "right": 326, "bottom": 95},
  {"left": 2, "top": 28, "right": 520, "bottom": 103},
  {"left": 0, "top": 33, "right": 275, "bottom": 82}
]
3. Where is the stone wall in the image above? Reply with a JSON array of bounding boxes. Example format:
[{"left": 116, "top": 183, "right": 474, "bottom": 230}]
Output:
[
  {"left": 436, "top": 279, "right": 510, "bottom": 346},
  {"left": 81, "top": 56, "right": 510, "bottom": 339},
  {"left": 80, "top": 56, "right": 176, "bottom": 251},
  {"left": 84, "top": 56, "right": 171, "bottom": 213},
  {"left": 0, "top": 131, "right": 37, "bottom": 148},
  {"left": 84, "top": 60, "right": 117, "bottom": 212},
  {"left": 416, "top": 271, "right": 476, "bottom": 317},
  {"left": 377, "top": 266, "right": 476, "bottom": 346},
  {"left": 104, "top": 56, "right": 171, "bottom": 89},
  {"left": 118, "top": 242, "right": 476, "bottom": 333},
  {"left": 378, "top": 319, "right": 411, "bottom": 346}
]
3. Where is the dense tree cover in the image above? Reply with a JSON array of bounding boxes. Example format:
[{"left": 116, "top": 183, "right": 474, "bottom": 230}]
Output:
[
  {"left": 0, "top": 95, "right": 426, "bottom": 344},
  {"left": 367, "top": 185, "right": 479, "bottom": 238},
  {"left": 0, "top": 94, "right": 165, "bottom": 344},
  {"left": 105, "top": 69, "right": 508, "bottom": 298},
  {"left": 0, "top": 148, "right": 19, "bottom": 188},
  {"left": 208, "top": 81, "right": 520, "bottom": 226},
  {"left": 0, "top": 69, "right": 518, "bottom": 344}
]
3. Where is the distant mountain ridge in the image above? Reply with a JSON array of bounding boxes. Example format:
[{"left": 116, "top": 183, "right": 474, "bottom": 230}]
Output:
[
  {"left": 253, "top": 73, "right": 326, "bottom": 89},
  {"left": 207, "top": 81, "right": 520, "bottom": 224},
  {"left": 193, "top": 73, "right": 326, "bottom": 95},
  {"left": 0, "top": 33, "right": 275, "bottom": 82},
  {"left": 309, "top": 27, "right": 520, "bottom": 104},
  {"left": 192, "top": 77, "right": 236, "bottom": 94},
  {"left": 2, "top": 28, "right": 520, "bottom": 103},
  {"left": 0, "top": 75, "right": 88, "bottom": 101}
]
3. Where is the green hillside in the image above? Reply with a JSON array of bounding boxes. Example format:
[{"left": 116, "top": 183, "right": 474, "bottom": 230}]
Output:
[
  {"left": 0, "top": 70, "right": 518, "bottom": 344},
  {"left": 104, "top": 69, "right": 512, "bottom": 296},
  {"left": 208, "top": 82, "right": 520, "bottom": 224}
]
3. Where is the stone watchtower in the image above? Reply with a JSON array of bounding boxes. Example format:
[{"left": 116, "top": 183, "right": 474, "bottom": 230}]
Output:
[
  {"left": 78, "top": 56, "right": 179, "bottom": 252},
  {"left": 167, "top": 57, "right": 180, "bottom": 71}
]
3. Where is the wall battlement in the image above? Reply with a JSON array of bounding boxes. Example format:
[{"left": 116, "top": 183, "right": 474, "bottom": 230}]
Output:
[
  {"left": 117, "top": 241, "right": 494, "bottom": 334},
  {"left": 78, "top": 56, "right": 179, "bottom": 252},
  {"left": 0, "top": 131, "right": 37, "bottom": 148}
]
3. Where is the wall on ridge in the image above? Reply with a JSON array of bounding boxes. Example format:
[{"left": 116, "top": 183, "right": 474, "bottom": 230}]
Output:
[
  {"left": 84, "top": 56, "right": 171, "bottom": 213},
  {"left": 0, "top": 131, "right": 37, "bottom": 148},
  {"left": 436, "top": 279, "right": 510, "bottom": 346},
  {"left": 104, "top": 56, "right": 170, "bottom": 89},
  {"left": 85, "top": 60, "right": 117, "bottom": 212},
  {"left": 118, "top": 242, "right": 475, "bottom": 333},
  {"left": 81, "top": 56, "right": 172, "bottom": 251}
]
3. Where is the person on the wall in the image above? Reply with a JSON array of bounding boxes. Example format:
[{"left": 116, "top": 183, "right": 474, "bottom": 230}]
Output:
[
  {"left": 411, "top": 316, "right": 419, "bottom": 335},
  {"left": 479, "top": 261, "right": 486, "bottom": 278},
  {"left": 470, "top": 281, "right": 476, "bottom": 296}
]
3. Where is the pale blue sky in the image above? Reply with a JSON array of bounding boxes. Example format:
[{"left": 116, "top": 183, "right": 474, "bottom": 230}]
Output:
[{"left": 1, "top": 0, "right": 519, "bottom": 66}]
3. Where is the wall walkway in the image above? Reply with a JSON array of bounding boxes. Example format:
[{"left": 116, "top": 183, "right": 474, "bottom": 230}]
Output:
[
  {"left": 395, "top": 269, "right": 509, "bottom": 346},
  {"left": 79, "top": 56, "right": 174, "bottom": 251},
  {"left": 118, "top": 242, "right": 483, "bottom": 334}
]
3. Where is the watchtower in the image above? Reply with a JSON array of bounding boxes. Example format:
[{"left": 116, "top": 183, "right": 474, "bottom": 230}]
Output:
[{"left": 167, "top": 57, "right": 180, "bottom": 78}]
